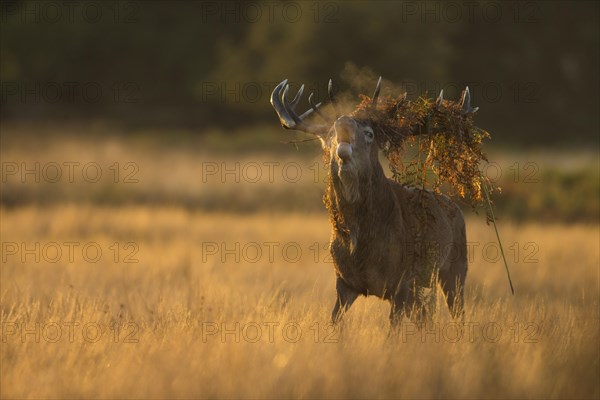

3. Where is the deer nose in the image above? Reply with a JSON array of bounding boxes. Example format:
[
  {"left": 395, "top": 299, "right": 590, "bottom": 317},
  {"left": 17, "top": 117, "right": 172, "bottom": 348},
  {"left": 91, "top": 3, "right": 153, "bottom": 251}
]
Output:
[{"left": 334, "top": 116, "right": 356, "bottom": 144}]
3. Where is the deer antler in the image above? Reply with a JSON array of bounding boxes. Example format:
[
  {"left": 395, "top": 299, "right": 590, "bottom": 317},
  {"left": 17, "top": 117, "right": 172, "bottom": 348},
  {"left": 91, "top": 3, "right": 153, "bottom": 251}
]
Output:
[
  {"left": 371, "top": 76, "right": 382, "bottom": 107},
  {"left": 460, "top": 86, "right": 479, "bottom": 114},
  {"left": 327, "top": 79, "right": 342, "bottom": 119},
  {"left": 435, "top": 87, "right": 479, "bottom": 115},
  {"left": 270, "top": 80, "right": 329, "bottom": 136}
]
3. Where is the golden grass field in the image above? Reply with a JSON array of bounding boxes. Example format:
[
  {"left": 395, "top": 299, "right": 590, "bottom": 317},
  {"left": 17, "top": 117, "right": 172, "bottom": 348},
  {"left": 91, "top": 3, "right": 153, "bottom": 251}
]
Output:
[{"left": 1, "top": 126, "right": 599, "bottom": 398}]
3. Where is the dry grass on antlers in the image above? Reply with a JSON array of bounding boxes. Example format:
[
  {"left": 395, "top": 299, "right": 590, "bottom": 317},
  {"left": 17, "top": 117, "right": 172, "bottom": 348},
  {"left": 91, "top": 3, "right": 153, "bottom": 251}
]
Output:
[{"left": 352, "top": 89, "right": 497, "bottom": 215}]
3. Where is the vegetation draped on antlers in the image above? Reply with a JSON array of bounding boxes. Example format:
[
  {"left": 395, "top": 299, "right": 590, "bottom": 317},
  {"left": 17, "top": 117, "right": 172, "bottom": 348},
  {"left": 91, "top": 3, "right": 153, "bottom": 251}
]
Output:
[
  {"left": 271, "top": 77, "right": 496, "bottom": 212},
  {"left": 356, "top": 81, "right": 494, "bottom": 209}
]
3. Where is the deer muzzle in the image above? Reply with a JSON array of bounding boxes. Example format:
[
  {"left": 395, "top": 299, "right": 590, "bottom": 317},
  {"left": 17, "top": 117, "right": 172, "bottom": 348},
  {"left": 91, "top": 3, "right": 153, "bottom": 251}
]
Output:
[{"left": 335, "top": 117, "right": 356, "bottom": 161}]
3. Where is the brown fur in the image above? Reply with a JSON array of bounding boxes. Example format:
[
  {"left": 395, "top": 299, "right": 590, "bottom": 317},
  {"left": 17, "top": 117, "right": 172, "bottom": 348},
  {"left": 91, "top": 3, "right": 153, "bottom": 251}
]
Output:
[{"left": 322, "top": 117, "right": 468, "bottom": 325}]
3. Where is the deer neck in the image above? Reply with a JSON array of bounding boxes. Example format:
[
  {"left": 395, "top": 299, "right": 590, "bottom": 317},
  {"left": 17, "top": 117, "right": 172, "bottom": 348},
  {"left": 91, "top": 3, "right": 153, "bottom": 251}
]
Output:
[{"left": 326, "top": 158, "right": 403, "bottom": 248}]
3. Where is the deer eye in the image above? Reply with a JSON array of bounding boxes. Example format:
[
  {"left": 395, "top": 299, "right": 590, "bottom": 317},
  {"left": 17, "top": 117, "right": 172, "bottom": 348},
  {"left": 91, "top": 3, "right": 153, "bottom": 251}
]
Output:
[{"left": 364, "top": 129, "right": 374, "bottom": 141}]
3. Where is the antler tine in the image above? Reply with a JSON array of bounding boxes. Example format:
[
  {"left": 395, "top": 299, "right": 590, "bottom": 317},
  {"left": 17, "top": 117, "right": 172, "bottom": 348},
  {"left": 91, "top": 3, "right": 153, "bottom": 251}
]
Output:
[
  {"left": 436, "top": 89, "right": 444, "bottom": 107},
  {"left": 371, "top": 76, "right": 382, "bottom": 106},
  {"left": 460, "top": 86, "right": 469, "bottom": 111},
  {"left": 328, "top": 79, "right": 341, "bottom": 117},
  {"left": 327, "top": 79, "right": 336, "bottom": 101},
  {"left": 270, "top": 80, "right": 297, "bottom": 129},
  {"left": 282, "top": 84, "right": 302, "bottom": 125},
  {"left": 460, "top": 86, "right": 479, "bottom": 114},
  {"left": 308, "top": 92, "right": 329, "bottom": 123},
  {"left": 290, "top": 84, "right": 304, "bottom": 109}
]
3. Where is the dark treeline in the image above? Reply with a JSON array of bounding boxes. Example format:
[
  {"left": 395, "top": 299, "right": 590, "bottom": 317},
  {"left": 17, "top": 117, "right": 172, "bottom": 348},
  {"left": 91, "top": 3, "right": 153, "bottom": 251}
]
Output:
[{"left": 1, "top": 0, "right": 598, "bottom": 145}]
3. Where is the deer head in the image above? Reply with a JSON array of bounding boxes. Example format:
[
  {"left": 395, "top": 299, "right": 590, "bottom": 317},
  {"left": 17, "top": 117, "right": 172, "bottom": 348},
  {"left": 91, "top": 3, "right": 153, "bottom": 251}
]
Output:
[{"left": 270, "top": 78, "right": 385, "bottom": 204}]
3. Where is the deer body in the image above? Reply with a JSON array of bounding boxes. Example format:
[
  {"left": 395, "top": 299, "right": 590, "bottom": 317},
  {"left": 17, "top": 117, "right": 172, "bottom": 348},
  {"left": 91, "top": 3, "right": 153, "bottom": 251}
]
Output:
[{"left": 270, "top": 78, "right": 469, "bottom": 325}]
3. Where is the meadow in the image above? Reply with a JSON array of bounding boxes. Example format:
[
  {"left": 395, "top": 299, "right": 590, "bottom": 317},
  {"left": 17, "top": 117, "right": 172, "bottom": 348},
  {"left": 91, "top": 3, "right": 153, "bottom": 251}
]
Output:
[{"left": 1, "top": 125, "right": 599, "bottom": 398}]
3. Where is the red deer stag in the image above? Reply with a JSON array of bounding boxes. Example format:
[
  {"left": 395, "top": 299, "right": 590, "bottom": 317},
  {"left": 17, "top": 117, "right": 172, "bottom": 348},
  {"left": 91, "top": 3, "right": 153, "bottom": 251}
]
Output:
[{"left": 270, "top": 78, "right": 470, "bottom": 325}]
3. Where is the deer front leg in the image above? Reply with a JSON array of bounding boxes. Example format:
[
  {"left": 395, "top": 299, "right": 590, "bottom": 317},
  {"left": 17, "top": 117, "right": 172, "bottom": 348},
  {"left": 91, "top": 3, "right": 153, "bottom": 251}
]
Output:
[
  {"left": 331, "top": 276, "right": 359, "bottom": 323},
  {"left": 389, "top": 281, "right": 424, "bottom": 328}
]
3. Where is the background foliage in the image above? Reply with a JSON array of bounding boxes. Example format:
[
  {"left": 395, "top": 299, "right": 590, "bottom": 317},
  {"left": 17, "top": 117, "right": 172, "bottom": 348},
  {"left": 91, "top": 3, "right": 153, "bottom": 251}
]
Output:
[{"left": 1, "top": 0, "right": 599, "bottom": 145}]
